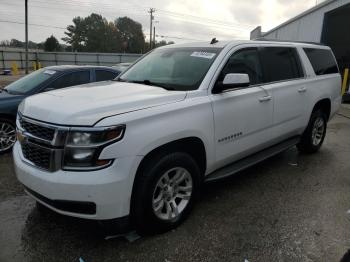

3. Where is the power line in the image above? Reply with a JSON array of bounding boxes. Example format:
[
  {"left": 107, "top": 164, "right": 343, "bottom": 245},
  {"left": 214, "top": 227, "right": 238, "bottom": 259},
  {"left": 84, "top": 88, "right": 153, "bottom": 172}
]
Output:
[
  {"left": 0, "top": 19, "right": 66, "bottom": 29},
  {"left": 0, "top": 19, "right": 206, "bottom": 42},
  {"left": 1, "top": 0, "right": 252, "bottom": 32}
]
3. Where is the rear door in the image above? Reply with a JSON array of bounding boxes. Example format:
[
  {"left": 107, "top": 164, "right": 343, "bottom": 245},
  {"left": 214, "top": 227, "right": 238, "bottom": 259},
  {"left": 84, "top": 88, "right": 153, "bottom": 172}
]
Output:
[
  {"left": 210, "top": 47, "right": 274, "bottom": 168},
  {"left": 259, "top": 46, "right": 306, "bottom": 141},
  {"left": 94, "top": 69, "right": 120, "bottom": 82}
]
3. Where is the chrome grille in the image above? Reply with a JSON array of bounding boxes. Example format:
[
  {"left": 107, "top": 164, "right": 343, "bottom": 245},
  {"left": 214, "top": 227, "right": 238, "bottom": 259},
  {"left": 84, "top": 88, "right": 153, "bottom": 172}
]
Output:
[
  {"left": 19, "top": 117, "right": 55, "bottom": 141},
  {"left": 21, "top": 142, "right": 52, "bottom": 170},
  {"left": 17, "top": 114, "right": 68, "bottom": 172}
]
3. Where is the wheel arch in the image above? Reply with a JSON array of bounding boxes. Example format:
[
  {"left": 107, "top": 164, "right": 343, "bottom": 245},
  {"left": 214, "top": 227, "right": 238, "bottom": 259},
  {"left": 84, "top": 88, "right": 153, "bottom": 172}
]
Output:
[
  {"left": 0, "top": 113, "right": 16, "bottom": 122},
  {"left": 135, "top": 136, "right": 207, "bottom": 180},
  {"left": 312, "top": 98, "right": 331, "bottom": 121}
]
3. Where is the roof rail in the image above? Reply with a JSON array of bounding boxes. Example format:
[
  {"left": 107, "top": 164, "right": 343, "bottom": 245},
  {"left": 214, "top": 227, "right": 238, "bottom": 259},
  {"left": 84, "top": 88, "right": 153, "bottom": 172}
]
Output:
[{"left": 255, "top": 38, "right": 325, "bottom": 46}]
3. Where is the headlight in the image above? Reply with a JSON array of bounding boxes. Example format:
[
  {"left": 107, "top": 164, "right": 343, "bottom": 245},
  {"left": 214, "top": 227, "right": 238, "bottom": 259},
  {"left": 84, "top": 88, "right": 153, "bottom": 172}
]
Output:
[{"left": 63, "top": 125, "right": 125, "bottom": 171}]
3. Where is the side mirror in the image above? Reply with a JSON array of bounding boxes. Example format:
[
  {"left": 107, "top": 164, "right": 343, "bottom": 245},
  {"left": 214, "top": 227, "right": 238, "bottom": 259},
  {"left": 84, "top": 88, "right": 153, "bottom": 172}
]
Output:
[{"left": 213, "top": 73, "right": 250, "bottom": 94}]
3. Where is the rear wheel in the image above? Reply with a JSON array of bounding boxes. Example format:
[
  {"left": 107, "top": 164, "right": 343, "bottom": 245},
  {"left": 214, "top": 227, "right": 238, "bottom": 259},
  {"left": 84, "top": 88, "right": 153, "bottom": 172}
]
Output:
[
  {"left": 297, "top": 110, "right": 327, "bottom": 153},
  {"left": 131, "top": 152, "right": 201, "bottom": 235},
  {"left": 0, "top": 118, "right": 16, "bottom": 154}
]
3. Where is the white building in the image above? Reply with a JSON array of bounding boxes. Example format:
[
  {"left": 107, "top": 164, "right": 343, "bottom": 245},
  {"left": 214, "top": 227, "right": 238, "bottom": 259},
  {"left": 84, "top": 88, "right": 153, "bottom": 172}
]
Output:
[{"left": 250, "top": 0, "right": 350, "bottom": 73}]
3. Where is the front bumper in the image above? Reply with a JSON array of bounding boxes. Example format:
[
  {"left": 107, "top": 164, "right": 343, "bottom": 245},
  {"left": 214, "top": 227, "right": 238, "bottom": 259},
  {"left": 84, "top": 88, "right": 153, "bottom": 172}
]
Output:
[{"left": 13, "top": 142, "right": 142, "bottom": 220}]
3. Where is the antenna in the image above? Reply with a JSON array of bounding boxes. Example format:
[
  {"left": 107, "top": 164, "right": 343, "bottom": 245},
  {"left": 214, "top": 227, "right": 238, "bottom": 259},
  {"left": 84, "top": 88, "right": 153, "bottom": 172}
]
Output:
[{"left": 210, "top": 38, "right": 218, "bottom": 44}]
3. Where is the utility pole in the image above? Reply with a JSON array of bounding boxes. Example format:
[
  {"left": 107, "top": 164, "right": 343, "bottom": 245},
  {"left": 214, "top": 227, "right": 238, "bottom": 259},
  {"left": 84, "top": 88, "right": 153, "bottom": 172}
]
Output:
[
  {"left": 25, "top": 0, "right": 28, "bottom": 74},
  {"left": 148, "top": 8, "right": 155, "bottom": 50},
  {"left": 153, "top": 26, "right": 156, "bottom": 48}
]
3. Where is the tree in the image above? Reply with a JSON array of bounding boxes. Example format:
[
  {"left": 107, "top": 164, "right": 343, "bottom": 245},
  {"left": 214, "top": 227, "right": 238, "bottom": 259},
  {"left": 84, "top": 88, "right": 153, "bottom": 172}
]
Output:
[
  {"left": 44, "top": 35, "right": 61, "bottom": 51},
  {"left": 62, "top": 14, "right": 146, "bottom": 53},
  {"left": 115, "top": 17, "right": 145, "bottom": 53},
  {"left": 62, "top": 16, "right": 87, "bottom": 52}
]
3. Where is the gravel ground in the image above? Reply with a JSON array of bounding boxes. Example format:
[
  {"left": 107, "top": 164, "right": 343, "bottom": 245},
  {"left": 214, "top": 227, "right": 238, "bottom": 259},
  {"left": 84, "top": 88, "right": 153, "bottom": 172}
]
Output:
[{"left": 1, "top": 106, "right": 350, "bottom": 262}]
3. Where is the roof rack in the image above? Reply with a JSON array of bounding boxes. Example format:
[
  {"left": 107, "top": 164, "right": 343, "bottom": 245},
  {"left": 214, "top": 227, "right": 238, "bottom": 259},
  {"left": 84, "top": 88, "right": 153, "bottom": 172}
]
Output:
[{"left": 255, "top": 38, "right": 325, "bottom": 46}]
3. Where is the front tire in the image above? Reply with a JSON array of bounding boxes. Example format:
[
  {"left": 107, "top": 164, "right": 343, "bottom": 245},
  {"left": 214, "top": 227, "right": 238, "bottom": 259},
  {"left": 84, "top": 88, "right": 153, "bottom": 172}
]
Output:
[
  {"left": 297, "top": 109, "right": 327, "bottom": 153},
  {"left": 0, "top": 118, "right": 16, "bottom": 155},
  {"left": 131, "top": 152, "right": 201, "bottom": 235}
]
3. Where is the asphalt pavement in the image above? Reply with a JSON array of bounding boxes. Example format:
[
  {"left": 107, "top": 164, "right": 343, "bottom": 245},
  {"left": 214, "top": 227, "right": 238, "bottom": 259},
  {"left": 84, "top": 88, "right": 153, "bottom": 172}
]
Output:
[{"left": 1, "top": 106, "right": 350, "bottom": 262}]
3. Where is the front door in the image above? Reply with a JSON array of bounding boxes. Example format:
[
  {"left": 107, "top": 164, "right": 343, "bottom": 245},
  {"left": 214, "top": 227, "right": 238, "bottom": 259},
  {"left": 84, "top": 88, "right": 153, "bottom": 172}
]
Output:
[{"left": 210, "top": 47, "right": 274, "bottom": 169}]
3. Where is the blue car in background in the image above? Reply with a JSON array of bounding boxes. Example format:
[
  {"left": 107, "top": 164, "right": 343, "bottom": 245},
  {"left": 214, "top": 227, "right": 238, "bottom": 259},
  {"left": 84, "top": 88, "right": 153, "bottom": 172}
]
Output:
[{"left": 0, "top": 65, "right": 121, "bottom": 154}]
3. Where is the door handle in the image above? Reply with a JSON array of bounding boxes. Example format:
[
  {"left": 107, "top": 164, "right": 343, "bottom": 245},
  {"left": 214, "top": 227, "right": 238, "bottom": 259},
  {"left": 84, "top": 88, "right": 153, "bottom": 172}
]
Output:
[
  {"left": 298, "top": 87, "right": 307, "bottom": 93},
  {"left": 259, "top": 95, "right": 272, "bottom": 102}
]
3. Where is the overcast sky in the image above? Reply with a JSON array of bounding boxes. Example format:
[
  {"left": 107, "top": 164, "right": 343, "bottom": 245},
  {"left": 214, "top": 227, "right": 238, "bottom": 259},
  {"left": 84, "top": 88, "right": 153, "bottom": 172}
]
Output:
[{"left": 0, "top": 0, "right": 323, "bottom": 44}]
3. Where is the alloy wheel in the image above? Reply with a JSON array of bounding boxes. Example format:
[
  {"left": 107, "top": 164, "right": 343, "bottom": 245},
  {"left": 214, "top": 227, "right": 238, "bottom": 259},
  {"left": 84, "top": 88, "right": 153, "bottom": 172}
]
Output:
[
  {"left": 311, "top": 117, "right": 325, "bottom": 146},
  {"left": 0, "top": 122, "right": 16, "bottom": 153},
  {"left": 152, "top": 167, "right": 193, "bottom": 221}
]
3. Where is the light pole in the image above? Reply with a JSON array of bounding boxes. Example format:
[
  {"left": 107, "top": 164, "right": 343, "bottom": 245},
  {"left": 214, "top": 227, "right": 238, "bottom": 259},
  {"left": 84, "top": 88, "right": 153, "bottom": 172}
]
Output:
[{"left": 25, "top": 0, "right": 28, "bottom": 74}]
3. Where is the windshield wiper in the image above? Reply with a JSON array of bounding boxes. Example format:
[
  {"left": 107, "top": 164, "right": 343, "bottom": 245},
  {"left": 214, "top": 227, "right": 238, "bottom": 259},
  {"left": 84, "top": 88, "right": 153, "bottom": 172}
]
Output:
[{"left": 130, "top": 80, "right": 174, "bottom": 90}]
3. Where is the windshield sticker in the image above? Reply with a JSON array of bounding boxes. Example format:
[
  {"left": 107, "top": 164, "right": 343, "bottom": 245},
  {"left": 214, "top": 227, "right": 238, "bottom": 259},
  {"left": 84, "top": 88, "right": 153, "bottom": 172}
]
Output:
[
  {"left": 190, "top": 52, "right": 216, "bottom": 59},
  {"left": 44, "top": 70, "right": 57, "bottom": 75}
]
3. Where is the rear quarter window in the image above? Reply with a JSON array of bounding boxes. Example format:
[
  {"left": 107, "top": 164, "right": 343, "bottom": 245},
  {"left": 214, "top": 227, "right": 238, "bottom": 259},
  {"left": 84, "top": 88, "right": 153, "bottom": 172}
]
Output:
[
  {"left": 260, "top": 47, "right": 304, "bottom": 83},
  {"left": 303, "top": 48, "right": 339, "bottom": 75}
]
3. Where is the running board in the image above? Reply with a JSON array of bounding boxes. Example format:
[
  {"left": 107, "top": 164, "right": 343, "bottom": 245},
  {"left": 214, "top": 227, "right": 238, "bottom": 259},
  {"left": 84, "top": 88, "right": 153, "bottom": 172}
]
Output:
[{"left": 205, "top": 136, "right": 300, "bottom": 182}]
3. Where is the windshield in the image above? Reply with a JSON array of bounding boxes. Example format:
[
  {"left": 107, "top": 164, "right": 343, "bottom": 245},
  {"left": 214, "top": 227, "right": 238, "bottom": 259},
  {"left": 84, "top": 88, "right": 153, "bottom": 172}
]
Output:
[
  {"left": 119, "top": 47, "right": 222, "bottom": 91},
  {"left": 5, "top": 69, "right": 57, "bottom": 94}
]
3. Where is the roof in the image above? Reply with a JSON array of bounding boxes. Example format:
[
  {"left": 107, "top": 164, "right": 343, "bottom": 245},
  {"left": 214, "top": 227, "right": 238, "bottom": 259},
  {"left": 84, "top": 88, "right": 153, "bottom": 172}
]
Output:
[
  {"left": 158, "top": 40, "right": 233, "bottom": 49},
  {"left": 262, "top": 0, "right": 338, "bottom": 36},
  {"left": 44, "top": 65, "right": 119, "bottom": 72},
  {"left": 159, "top": 40, "right": 327, "bottom": 49}
]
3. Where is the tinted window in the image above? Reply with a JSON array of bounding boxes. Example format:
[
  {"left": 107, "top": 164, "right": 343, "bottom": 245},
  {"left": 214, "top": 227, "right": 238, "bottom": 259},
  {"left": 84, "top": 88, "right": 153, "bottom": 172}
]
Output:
[
  {"left": 303, "top": 48, "right": 339, "bottom": 75},
  {"left": 260, "top": 47, "right": 304, "bottom": 82},
  {"left": 50, "top": 71, "right": 90, "bottom": 90},
  {"left": 96, "top": 70, "right": 119, "bottom": 82},
  {"left": 218, "top": 48, "right": 263, "bottom": 85}
]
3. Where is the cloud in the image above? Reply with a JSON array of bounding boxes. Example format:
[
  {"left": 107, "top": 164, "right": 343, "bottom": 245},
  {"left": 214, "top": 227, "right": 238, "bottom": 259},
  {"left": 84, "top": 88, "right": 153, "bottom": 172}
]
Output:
[{"left": 0, "top": 0, "right": 322, "bottom": 44}]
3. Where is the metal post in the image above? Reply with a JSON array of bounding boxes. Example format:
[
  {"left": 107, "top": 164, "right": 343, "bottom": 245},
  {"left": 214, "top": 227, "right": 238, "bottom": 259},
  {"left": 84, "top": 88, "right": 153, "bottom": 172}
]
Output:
[
  {"left": 20, "top": 51, "right": 23, "bottom": 69},
  {"left": 1, "top": 51, "right": 6, "bottom": 70},
  {"left": 148, "top": 8, "right": 155, "bottom": 50},
  {"left": 153, "top": 26, "right": 156, "bottom": 48},
  {"left": 25, "top": 0, "right": 29, "bottom": 74}
]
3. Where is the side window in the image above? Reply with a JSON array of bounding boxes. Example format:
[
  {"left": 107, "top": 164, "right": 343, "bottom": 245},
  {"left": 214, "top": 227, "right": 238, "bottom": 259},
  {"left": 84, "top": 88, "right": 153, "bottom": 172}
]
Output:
[
  {"left": 95, "top": 70, "right": 119, "bottom": 82},
  {"left": 260, "top": 47, "right": 304, "bottom": 83},
  {"left": 303, "top": 48, "right": 339, "bottom": 75},
  {"left": 50, "top": 71, "right": 90, "bottom": 90},
  {"left": 218, "top": 48, "right": 263, "bottom": 86}
]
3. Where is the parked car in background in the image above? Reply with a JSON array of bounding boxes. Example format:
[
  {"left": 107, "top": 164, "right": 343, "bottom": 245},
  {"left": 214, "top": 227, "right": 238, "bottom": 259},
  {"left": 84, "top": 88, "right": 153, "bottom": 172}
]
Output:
[
  {"left": 0, "top": 65, "right": 120, "bottom": 154},
  {"left": 13, "top": 41, "right": 341, "bottom": 234},
  {"left": 112, "top": 62, "right": 132, "bottom": 72}
]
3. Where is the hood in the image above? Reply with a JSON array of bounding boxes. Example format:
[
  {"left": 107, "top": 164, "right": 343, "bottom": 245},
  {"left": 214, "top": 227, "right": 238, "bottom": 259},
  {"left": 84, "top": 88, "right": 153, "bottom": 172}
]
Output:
[
  {"left": 0, "top": 90, "right": 24, "bottom": 101},
  {"left": 0, "top": 91, "right": 25, "bottom": 110},
  {"left": 20, "top": 81, "right": 187, "bottom": 126}
]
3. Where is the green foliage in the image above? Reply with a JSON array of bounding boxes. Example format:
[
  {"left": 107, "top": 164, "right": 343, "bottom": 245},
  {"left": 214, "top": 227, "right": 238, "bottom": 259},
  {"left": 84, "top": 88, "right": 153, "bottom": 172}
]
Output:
[
  {"left": 62, "top": 13, "right": 146, "bottom": 53},
  {"left": 44, "top": 35, "right": 61, "bottom": 51},
  {"left": 115, "top": 17, "right": 144, "bottom": 53},
  {"left": 154, "top": 40, "right": 175, "bottom": 48}
]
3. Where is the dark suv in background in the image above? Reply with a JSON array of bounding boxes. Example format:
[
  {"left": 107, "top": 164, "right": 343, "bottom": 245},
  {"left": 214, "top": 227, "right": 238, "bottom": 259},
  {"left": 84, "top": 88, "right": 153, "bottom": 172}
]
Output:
[{"left": 0, "top": 65, "right": 121, "bottom": 154}]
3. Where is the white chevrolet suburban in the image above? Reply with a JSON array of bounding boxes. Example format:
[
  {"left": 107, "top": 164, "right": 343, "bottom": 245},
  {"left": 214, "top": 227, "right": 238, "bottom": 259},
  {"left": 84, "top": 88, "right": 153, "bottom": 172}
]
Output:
[{"left": 13, "top": 40, "right": 341, "bottom": 234}]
